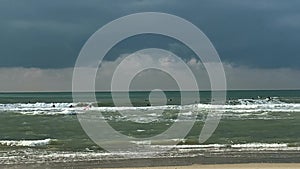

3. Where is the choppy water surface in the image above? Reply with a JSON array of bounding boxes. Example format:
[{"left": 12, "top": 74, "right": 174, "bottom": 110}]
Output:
[{"left": 1, "top": 90, "right": 300, "bottom": 164}]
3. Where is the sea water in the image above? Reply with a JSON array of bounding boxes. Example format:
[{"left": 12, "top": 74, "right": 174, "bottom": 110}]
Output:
[{"left": 0, "top": 90, "right": 300, "bottom": 164}]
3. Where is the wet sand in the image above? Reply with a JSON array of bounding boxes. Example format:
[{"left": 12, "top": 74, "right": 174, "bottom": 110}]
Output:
[
  {"left": 3, "top": 163, "right": 300, "bottom": 169},
  {"left": 2, "top": 152, "right": 300, "bottom": 169},
  {"left": 98, "top": 163, "right": 300, "bottom": 169}
]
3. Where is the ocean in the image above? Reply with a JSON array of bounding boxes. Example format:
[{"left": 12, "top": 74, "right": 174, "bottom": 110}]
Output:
[{"left": 0, "top": 90, "right": 300, "bottom": 166}]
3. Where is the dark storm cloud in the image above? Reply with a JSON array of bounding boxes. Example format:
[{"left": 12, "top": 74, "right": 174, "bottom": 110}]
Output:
[{"left": 0, "top": 0, "right": 300, "bottom": 68}]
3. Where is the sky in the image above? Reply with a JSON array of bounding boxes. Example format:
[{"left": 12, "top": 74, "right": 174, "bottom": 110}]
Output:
[{"left": 0, "top": 0, "right": 300, "bottom": 91}]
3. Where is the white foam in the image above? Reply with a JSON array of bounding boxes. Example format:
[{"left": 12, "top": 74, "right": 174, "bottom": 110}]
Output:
[
  {"left": 152, "top": 143, "right": 292, "bottom": 151},
  {"left": 136, "top": 129, "right": 145, "bottom": 132},
  {"left": 0, "top": 142, "right": 300, "bottom": 165},
  {"left": 231, "top": 143, "right": 288, "bottom": 148},
  {"left": 0, "top": 138, "right": 54, "bottom": 147},
  {"left": 1, "top": 98, "right": 300, "bottom": 119},
  {"left": 130, "top": 140, "right": 152, "bottom": 145}
]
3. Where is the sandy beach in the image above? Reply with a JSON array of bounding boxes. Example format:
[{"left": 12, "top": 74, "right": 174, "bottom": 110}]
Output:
[{"left": 99, "top": 163, "right": 300, "bottom": 169}]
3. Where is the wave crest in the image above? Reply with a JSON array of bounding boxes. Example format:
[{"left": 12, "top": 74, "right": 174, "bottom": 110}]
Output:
[{"left": 0, "top": 138, "right": 54, "bottom": 147}]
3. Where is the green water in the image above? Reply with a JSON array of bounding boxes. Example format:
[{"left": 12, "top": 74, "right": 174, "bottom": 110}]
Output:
[{"left": 0, "top": 90, "right": 300, "bottom": 161}]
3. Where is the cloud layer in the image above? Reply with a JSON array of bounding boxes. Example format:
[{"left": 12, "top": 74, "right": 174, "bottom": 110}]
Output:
[{"left": 1, "top": 53, "right": 299, "bottom": 92}]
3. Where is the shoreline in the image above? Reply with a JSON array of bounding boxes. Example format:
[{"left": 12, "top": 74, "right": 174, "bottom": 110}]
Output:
[
  {"left": 3, "top": 162, "right": 300, "bottom": 169},
  {"left": 2, "top": 154, "right": 300, "bottom": 169}
]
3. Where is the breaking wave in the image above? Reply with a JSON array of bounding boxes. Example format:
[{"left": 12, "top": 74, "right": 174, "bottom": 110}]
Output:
[
  {"left": 0, "top": 97, "right": 299, "bottom": 121},
  {"left": 0, "top": 139, "right": 54, "bottom": 147}
]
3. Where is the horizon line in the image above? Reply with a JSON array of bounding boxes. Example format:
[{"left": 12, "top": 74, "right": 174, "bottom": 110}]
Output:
[{"left": 1, "top": 89, "right": 300, "bottom": 94}]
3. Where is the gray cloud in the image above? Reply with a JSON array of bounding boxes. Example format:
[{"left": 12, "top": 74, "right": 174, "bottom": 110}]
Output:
[{"left": 0, "top": 0, "right": 300, "bottom": 69}]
